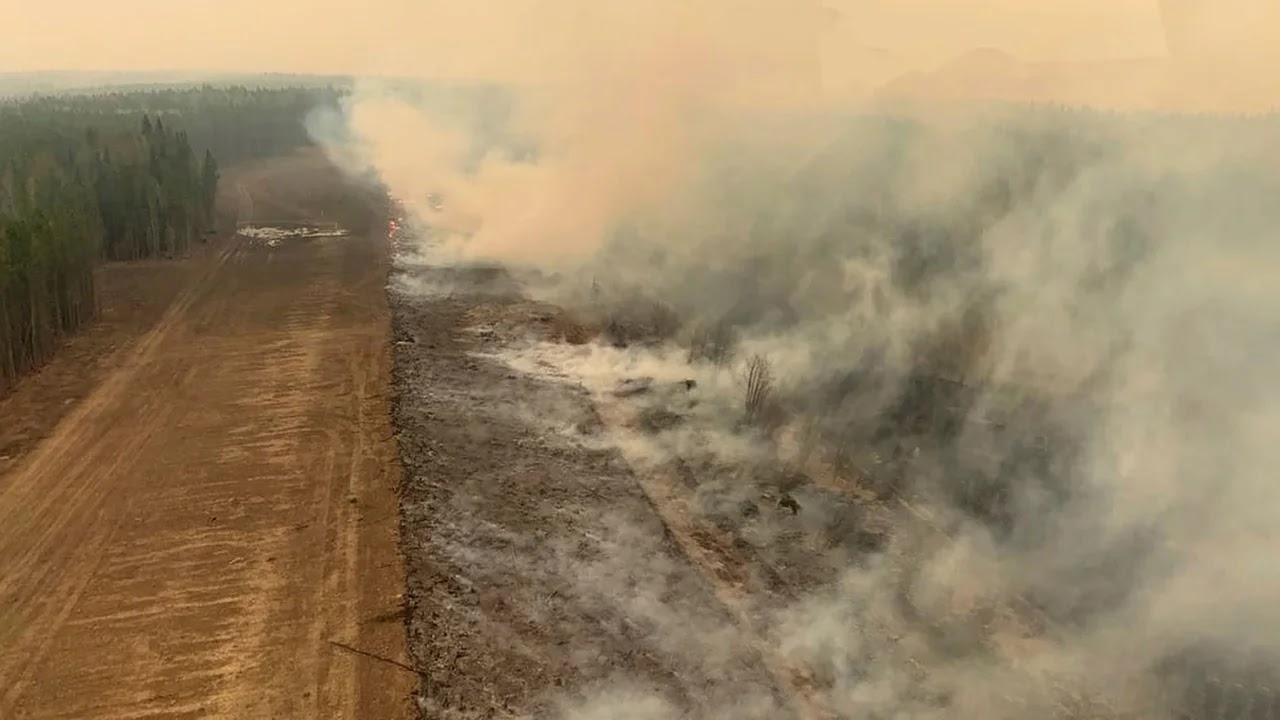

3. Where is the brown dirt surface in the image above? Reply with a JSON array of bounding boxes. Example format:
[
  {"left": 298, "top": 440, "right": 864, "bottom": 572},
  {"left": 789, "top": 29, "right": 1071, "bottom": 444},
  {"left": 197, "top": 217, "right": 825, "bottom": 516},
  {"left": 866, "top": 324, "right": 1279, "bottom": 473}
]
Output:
[
  {"left": 0, "top": 258, "right": 198, "bottom": 475},
  {"left": 0, "top": 150, "right": 413, "bottom": 719}
]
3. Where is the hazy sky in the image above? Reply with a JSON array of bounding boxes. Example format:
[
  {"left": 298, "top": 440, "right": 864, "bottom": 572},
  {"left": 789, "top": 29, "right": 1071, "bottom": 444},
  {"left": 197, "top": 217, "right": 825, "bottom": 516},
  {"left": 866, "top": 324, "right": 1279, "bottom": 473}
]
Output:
[{"left": 1, "top": 0, "right": 1169, "bottom": 77}]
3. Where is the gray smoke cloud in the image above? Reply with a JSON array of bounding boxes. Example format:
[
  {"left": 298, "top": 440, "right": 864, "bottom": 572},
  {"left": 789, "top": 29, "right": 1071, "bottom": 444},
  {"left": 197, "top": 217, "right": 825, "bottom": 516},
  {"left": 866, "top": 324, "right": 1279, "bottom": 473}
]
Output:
[{"left": 311, "top": 3, "right": 1280, "bottom": 716}]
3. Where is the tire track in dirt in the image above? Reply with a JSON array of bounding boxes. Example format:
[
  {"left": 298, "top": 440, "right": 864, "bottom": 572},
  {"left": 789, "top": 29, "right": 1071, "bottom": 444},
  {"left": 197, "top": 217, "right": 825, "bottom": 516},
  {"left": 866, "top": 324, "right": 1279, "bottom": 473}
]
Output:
[
  {"left": 0, "top": 204, "right": 411, "bottom": 718},
  {"left": 0, "top": 238, "right": 243, "bottom": 708}
]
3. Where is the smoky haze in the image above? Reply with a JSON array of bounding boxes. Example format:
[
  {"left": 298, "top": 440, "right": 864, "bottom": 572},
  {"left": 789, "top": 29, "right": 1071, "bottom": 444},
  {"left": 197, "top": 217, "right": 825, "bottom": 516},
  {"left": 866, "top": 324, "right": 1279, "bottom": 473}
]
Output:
[
  {"left": 306, "top": 0, "right": 1280, "bottom": 717},
  {"left": 1, "top": 0, "right": 1162, "bottom": 77}
]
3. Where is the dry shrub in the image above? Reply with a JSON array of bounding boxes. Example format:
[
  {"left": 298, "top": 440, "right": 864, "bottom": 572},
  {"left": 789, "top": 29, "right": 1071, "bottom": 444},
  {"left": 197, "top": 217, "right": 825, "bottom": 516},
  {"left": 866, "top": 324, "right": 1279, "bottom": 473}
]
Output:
[
  {"left": 464, "top": 301, "right": 599, "bottom": 345},
  {"left": 687, "top": 319, "right": 737, "bottom": 365},
  {"left": 549, "top": 312, "right": 597, "bottom": 345},
  {"left": 757, "top": 402, "right": 789, "bottom": 436},
  {"left": 601, "top": 297, "right": 681, "bottom": 348},
  {"left": 463, "top": 302, "right": 509, "bottom": 328},
  {"left": 793, "top": 413, "right": 822, "bottom": 467},
  {"left": 649, "top": 302, "right": 681, "bottom": 341},
  {"left": 742, "top": 354, "right": 786, "bottom": 432},
  {"left": 636, "top": 407, "right": 684, "bottom": 434},
  {"left": 828, "top": 441, "right": 877, "bottom": 492}
]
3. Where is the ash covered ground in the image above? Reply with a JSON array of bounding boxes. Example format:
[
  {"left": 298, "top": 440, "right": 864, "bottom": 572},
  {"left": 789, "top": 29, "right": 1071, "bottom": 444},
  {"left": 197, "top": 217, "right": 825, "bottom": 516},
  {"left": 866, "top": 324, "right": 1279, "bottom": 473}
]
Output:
[
  {"left": 389, "top": 237, "right": 1280, "bottom": 720},
  {"left": 370, "top": 86, "right": 1280, "bottom": 720},
  {"left": 389, "top": 261, "right": 795, "bottom": 719}
]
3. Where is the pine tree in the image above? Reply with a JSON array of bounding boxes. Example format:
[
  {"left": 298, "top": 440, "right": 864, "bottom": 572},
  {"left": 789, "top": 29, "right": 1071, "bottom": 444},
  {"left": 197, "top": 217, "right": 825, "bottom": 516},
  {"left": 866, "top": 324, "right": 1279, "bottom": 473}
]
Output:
[{"left": 201, "top": 149, "right": 219, "bottom": 226}]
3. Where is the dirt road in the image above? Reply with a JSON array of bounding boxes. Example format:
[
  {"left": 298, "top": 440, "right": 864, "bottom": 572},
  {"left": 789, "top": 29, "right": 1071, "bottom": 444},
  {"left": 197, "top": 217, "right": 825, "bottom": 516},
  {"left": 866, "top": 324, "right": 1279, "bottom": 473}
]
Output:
[{"left": 0, "top": 159, "right": 413, "bottom": 718}]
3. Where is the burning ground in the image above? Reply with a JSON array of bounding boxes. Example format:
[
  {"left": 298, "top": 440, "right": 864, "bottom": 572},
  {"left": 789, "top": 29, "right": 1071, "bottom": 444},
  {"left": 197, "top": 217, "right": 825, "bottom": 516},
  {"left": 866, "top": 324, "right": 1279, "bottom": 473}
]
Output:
[
  {"left": 330, "top": 12, "right": 1280, "bottom": 711},
  {"left": 389, "top": 262, "right": 793, "bottom": 719},
  {"left": 379, "top": 101, "right": 1280, "bottom": 720},
  {"left": 388, "top": 217, "right": 1280, "bottom": 720}
]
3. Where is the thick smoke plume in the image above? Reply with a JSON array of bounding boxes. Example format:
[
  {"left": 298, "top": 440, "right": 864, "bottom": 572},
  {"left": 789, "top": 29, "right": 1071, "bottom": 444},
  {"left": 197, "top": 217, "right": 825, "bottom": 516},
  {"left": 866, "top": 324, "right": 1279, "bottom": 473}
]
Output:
[
  {"left": 314, "top": 1, "right": 1280, "bottom": 717},
  {"left": 314, "top": 0, "right": 829, "bottom": 264}
]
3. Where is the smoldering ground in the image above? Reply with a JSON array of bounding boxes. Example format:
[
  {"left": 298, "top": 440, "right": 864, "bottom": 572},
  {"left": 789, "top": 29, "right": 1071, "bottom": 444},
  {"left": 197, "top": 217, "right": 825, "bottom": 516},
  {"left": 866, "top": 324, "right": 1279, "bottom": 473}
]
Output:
[{"left": 316, "top": 3, "right": 1280, "bottom": 718}]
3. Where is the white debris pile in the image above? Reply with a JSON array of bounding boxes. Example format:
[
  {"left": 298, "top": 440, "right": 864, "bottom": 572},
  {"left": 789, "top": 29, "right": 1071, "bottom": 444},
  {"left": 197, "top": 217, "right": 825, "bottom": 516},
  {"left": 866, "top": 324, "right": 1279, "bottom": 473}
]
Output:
[{"left": 237, "top": 225, "right": 350, "bottom": 246}]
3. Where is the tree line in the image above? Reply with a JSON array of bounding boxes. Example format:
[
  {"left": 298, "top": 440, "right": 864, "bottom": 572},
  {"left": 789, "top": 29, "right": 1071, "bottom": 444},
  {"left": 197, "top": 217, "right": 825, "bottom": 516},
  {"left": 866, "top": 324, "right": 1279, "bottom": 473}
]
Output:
[
  {"left": 0, "top": 85, "right": 334, "bottom": 391},
  {"left": 9, "top": 84, "right": 341, "bottom": 165}
]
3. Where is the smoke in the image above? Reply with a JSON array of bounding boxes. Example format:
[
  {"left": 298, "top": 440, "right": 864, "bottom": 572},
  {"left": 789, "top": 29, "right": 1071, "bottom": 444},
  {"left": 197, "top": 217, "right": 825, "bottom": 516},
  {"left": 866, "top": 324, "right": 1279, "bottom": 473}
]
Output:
[
  {"left": 304, "top": 1, "right": 824, "bottom": 265},
  {"left": 315, "top": 1, "right": 1280, "bottom": 717}
]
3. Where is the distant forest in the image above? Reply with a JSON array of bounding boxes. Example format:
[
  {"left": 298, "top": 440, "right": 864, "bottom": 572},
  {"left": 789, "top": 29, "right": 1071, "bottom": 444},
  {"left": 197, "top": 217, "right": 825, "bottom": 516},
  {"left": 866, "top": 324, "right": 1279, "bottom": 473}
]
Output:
[{"left": 0, "top": 85, "right": 339, "bottom": 390}]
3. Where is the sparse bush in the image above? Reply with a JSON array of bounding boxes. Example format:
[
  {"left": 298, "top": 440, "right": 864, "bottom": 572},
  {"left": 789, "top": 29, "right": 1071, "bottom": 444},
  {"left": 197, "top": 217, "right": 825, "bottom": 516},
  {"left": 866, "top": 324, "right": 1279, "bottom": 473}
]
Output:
[
  {"left": 649, "top": 301, "right": 681, "bottom": 342},
  {"left": 832, "top": 443, "right": 853, "bottom": 477},
  {"left": 601, "top": 297, "right": 681, "bottom": 348},
  {"left": 636, "top": 407, "right": 684, "bottom": 434},
  {"left": 794, "top": 414, "right": 822, "bottom": 467},
  {"left": 687, "top": 319, "right": 737, "bottom": 365},
  {"left": 742, "top": 354, "right": 775, "bottom": 427},
  {"left": 550, "top": 312, "right": 597, "bottom": 345}
]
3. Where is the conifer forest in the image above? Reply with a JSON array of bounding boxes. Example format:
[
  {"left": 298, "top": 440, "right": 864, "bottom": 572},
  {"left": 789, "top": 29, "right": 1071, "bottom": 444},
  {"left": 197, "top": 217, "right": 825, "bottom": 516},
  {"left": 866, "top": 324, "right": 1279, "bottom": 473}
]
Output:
[{"left": 0, "top": 85, "right": 335, "bottom": 390}]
